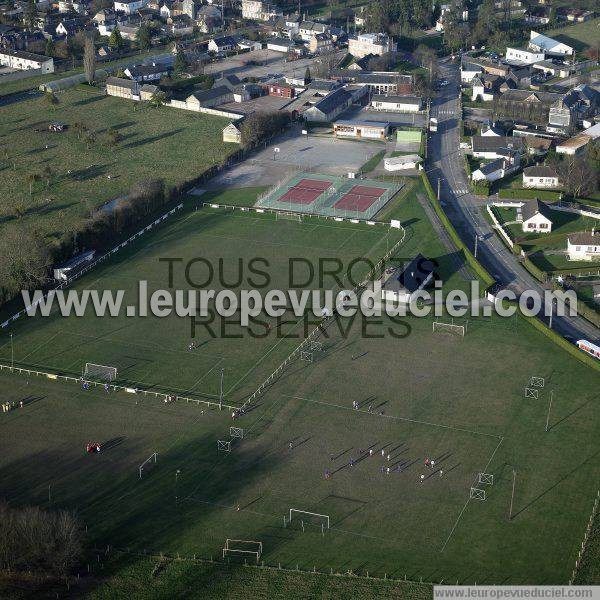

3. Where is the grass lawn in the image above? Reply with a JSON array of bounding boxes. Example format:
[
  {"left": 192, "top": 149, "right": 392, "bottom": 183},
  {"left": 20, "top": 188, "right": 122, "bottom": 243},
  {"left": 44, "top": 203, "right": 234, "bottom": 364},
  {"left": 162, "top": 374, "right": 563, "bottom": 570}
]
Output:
[
  {"left": 186, "top": 187, "right": 269, "bottom": 208},
  {"left": 545, "top": 17, "right": 600, "bottom": 53},
  {"left": 0, "top": 85, "right": 235, "bottom": 248}
]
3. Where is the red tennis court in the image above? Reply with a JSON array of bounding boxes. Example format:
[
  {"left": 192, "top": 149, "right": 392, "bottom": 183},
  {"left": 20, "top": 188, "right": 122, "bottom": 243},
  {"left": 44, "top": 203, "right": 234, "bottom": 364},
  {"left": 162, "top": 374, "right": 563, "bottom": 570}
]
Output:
[
  {"left": 334, "top": 185, "right": 387, "bottom": 213},
  {"left": 278, "top": 178, "right": 333, "bottom": 205}
]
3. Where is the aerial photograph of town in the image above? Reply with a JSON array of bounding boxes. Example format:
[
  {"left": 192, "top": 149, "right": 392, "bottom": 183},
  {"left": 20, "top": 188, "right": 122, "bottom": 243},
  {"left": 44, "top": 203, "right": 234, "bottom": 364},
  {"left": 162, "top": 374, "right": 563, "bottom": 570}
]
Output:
[{"left": 0, "top": 0, "right": 598, "bottom": 596}]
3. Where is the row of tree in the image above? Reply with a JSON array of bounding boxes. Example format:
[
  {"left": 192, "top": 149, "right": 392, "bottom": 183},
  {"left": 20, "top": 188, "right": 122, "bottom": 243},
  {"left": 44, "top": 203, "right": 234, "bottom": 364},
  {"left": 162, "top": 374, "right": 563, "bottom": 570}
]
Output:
[{"left": 240, "top": 111, "right": 291, "bottom": 149}]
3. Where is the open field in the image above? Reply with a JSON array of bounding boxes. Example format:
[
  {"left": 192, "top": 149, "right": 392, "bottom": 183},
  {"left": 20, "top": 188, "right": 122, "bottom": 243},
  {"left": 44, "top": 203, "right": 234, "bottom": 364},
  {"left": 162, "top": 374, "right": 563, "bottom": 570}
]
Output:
[
  {"left": 546, "top": 17, "right": 600, "bottom": 53},
  {"left": 0, "top": 308, "right": 598, "bottom": 585},
  {"left": 0, "top": 206, "right": 407, "bottom": 403},
  {"left": 0, "top": 85, "right": 234, "bottom": 245}
]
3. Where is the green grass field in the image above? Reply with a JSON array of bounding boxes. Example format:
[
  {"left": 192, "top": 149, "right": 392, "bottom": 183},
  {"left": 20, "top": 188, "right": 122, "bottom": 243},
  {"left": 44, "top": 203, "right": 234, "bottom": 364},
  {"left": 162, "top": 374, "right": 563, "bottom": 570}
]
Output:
[
  {"left": 0, "top": 195, "right": 598, "bottom": 588},
  {"left": 546, "top": 17, "right": 600, "bottom": 53},
  {"left": 0, "top": 85, "right": 234, "bottom": 247}
]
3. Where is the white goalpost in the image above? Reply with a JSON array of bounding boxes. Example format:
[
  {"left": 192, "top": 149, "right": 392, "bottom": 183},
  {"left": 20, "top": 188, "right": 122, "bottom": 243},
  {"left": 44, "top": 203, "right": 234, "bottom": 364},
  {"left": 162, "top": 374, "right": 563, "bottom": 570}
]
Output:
[
  {"left": 138, "top": 452, "right": 158, "bottom": 478},
  {"left": 285, "top": 509, "right": 330, "bottom": 531},
  {"left": 222, "top": 539, "right": 262, "bottom": 562},
  {"left": 276, "top": 211, "right": 302, "bottom": 222},
  {"left": 432, "top": 321, "right": 466, "bottom": 337},
  {"left": 84, "top": 363, "right": 118, "bottom": 381}
]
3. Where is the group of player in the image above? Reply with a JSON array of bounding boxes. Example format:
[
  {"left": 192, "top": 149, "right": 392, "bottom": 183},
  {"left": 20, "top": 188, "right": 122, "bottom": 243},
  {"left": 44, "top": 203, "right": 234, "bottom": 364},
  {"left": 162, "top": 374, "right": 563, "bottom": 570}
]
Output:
[
  {"left": 80, "top": 379, "right": 111, "bottom": 394},
  {"left": 2, "top": 400, "right": 24, "bottom": 412},
  {"left": 85, "top": 442, "right": 102, "bottom": 453},
  {"left": 323, "top": 447, "right": 445, "bottom": 482}
]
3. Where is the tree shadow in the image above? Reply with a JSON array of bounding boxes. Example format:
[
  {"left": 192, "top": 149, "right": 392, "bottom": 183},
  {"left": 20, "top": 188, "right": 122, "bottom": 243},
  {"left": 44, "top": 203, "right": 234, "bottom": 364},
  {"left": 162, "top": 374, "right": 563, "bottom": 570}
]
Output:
[{"left": 122, "top": 129, "right": 184, "bottom": 150}]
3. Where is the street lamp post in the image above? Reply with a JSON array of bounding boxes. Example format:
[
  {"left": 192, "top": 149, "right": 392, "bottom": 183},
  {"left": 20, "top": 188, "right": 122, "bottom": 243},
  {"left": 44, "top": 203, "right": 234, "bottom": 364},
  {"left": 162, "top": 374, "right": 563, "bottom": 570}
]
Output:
[{"left": 10, "top": 333, "right": 14, "bottom": 369}]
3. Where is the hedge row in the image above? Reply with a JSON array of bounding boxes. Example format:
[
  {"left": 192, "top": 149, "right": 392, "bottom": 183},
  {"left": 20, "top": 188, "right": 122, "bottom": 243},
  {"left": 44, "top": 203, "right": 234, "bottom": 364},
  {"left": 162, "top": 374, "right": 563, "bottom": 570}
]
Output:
[
  {"left": 521, "top": 311, "right": 600, "bottom": 373},
  {"left": 420, "top": 172, "right": 495, "bottom": 288},
  {"left": 577, "top": 300, "right": 600, "bottom": 329}
]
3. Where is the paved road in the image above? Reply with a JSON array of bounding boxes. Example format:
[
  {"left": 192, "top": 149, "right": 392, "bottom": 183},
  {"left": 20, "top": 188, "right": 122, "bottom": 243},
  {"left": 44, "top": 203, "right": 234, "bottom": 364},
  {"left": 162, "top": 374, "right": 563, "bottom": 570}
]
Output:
[{"left": 426, "top": 60, "right": 600, "bottom": 345}]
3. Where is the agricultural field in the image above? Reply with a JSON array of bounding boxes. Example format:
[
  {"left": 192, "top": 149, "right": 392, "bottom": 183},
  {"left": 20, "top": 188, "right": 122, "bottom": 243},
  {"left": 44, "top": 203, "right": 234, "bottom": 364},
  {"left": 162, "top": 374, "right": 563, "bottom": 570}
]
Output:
[
  {"left": 0, "top": 198, "right": 598, "bottom": 588},
  {"left": 0, "top": 85, "right": 234, "bottom": 246}
]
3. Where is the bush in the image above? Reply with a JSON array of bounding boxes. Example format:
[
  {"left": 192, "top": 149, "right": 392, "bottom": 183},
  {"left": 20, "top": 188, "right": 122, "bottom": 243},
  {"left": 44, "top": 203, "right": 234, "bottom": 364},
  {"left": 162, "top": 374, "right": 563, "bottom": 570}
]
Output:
[{"left": 420, "top": 172, "right": 495, "bottom": 288}]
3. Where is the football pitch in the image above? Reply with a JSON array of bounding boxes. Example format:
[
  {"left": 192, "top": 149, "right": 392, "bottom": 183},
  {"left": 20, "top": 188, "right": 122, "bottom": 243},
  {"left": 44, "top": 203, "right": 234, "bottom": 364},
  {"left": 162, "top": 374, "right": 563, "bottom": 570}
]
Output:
[
  {"left": 0, "top": 205, "right": 598, "bottom": 585},
  {"left": 0, "top": 209, "right": 404, "bottom": 405}
]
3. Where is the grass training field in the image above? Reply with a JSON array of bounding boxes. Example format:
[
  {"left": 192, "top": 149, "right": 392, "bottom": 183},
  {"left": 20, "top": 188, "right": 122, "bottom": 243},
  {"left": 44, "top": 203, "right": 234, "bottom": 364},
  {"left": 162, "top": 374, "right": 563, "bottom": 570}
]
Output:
[
  {"left": 0, "top": 196, "right": 598, "bottom": 588},
  {"left": 0, "top": 85, "right": 234, "bottom": 245}
]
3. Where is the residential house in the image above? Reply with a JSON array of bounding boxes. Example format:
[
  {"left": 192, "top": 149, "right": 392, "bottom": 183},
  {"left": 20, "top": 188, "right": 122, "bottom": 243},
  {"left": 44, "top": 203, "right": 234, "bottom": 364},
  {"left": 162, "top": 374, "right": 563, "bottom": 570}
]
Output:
[
  {"left": 124, "top": 62, "right": 170, "bottom": 82},
  {"left": 0, "top": 48, "right": 53, "bottom": 72},
  {"left": 309, "top": 32, "right": 333, "bottom": 55},
  {"left": 214, "top": 74, "right": 241, "bottom": 91},
  {"left": 241, "top": 0, "right": 281, "bottom": 21},
  {"left": 186, "top": 85, "right": 233, "bottom": 108},
  {"left": 114, "top": 0, "right": 148, "bottom": 13},
  {"left": 168, "top": 14, "right": 194, "bottom": 36},
  {"left": 461, "top": 60, "right": 483, "bottom": 83},
  {"left": 237, "top": 38, "right": 262, "bottom": 51},
  {"left": 524, "top": 136, "right": 553, "bottom": 156},
  {"left": 521, "top": 199, "right": 553, "bottom": 233},
  {"left": 524, "top": 6, "right": 551, "bottom": 24},
  {"left": 505, "top": 47, "right": 545, "bottom": 65},
  {"left": 370, "top": 94, "right": 422, "bottom": 112},
  {"left": 303, "top": 87, "right": 353, "bottom": 122},
  {"left": 348, "top": 32, "right": 395, "bottom": 58},
  {"left": 208, "top": 35, "right": 237, "bottom": 54},
  {"left": 471, "top": 135, "right": 524, "bottom": 159},
  {"left": 523, "top": 165, "right": 560, "bottom": 188},
  {"left": 556, "top": 8, "right": 594, "bottom": 22},
  {"left": 58, "top": 0, "right": 88, "bottom": 13},
  {"left": 56, "top": 18, "right": 86, "bottom": 37},
  {"left": 567, "top": 232, "right": 600, "bottom": 261},
  {"left": 298, "top": 21, "right": 329, "bottom": 42},
  {"left": 93, "top": 9, "right": 117, "bottom": 35},
  {"left": 471, "top": 150, "right": 520, "bottom": 183},
  {"left": 197, "top": 5, "right": 222, "bottom": 32},
  {"left": 528, "top": 30, "right": 573, "bottom": 56},
  {"left": 472, "top": 74, "right": 515, "bottom": 102},
  {"left": 118, "top": 19, "right": 141, "bottom": 40},
  {"left": 106, "top": 76, "right": 140, "bottom": 99},
  {"left": 548, "top": 85, "right": 600, "bottom": 133}
]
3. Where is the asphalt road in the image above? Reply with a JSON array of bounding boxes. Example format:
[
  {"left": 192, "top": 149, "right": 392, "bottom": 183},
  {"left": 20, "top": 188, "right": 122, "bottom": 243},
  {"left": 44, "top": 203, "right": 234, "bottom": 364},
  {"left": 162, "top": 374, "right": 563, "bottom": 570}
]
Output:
[{"left": 426, "top": 60, "right": 599, "bottom": 345}]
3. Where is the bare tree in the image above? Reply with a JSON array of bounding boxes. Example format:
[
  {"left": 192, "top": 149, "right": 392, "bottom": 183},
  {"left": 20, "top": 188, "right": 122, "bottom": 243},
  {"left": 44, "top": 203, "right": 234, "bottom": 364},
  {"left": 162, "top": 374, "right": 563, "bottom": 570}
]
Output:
[{"left": 83, "top": 34, "right": 96, "bottom": 85}]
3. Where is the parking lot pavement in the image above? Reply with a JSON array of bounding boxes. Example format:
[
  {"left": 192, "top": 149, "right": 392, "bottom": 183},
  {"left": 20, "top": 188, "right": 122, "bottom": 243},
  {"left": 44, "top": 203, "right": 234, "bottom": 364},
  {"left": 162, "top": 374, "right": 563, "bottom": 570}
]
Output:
[{"left": 207, "top": 127, "right": 384, "bottom": 190}]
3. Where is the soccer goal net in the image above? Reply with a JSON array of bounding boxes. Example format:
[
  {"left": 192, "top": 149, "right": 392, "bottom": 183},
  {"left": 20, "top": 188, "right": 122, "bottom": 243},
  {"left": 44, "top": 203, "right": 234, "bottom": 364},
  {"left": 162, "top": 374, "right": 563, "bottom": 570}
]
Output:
[
  {"left": 84, "top": 363, "right": 117, "bottom": 381},
  {"left": 285, "top": 509, "right": 330, "bottom": 530},
  {"left": 222, "top": 539, "right": 262, "bottom": 562},
  {"left": 432, "top": 321, "right": 466, "bottom": 337},
  {"left": 138, "top": 452, "right": 158, "bottom": 478},
  {"left": 276, "top": 211, "right": 302, "bottom": 222}
]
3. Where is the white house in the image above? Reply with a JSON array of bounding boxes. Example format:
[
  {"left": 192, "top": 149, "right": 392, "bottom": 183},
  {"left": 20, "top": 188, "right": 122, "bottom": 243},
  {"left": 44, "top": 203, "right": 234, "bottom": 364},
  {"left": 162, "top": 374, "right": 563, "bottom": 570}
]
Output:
[
  {"left": 348, "top": 32, "right": 395, "bottom": 58},
  {"left": 0, "top": 49, "right": 54, "bottom": 73},
  {"left": 472, "top": 153, "right": 519, "bottom": 183},
  {"left": 266, "top": 37, "right": 293, "bottom": 53},
  {"left": 384, "top": 154, "right": 422, "bottom": 171},
  {"left": 381, "top": 254, "right": 435, "bottom": 305},
  {"left": 528, "top": 30, "right": 573, "bottom": 56},
  {"left": 114, "top": 0, "right": 147, "bottom": 13},
  {"left": 521, "top": 199, "right": 553, "bottom": 233},
  {"left": 370, "top": 94, "right": 422, "bottom": 112},
  {"left": 241, "top": 0, "right": 281, "bottom": 21},
  {"left": 471, "top": 136, "right": 524, "bottom": 159},
  {"left": 522, "top": 165, "right": 560, "bottom": 188},
  {"left": 461, "top": 61, "right": 483, "bottom": 83},
  {"left": 505, "top": 47, "right": 545, "bottom": 65},
  {"left": 209, "top": 36, "right": 237, "bottom": 54},
  {"left": 567, "top": 231, "right": 600, "bottom": 261}
]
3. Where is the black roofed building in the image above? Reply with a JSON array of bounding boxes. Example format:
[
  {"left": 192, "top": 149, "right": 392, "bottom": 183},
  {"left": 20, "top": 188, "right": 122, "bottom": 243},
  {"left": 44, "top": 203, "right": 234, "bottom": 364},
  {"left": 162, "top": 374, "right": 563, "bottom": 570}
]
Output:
[
  {"left": 521, "top": 199, "right": 554, "bottom": 233},
  {"left": 471, "top": 136, "right": 524, "bottom": 159},
  {"left": 522, "top": 165, "right": 560, "bottom": 189},
  {"left": 303, "top": 87, "right": 353, "bottom": 122},
  {"left": 186, "top": 85, "right": 234, "bottom": 108},
  {"left": 381, "top": 254, "right": 435, "bottom": 304},
  {"left": 124, "top": 62, "right": 170, "bottom": 82}
]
